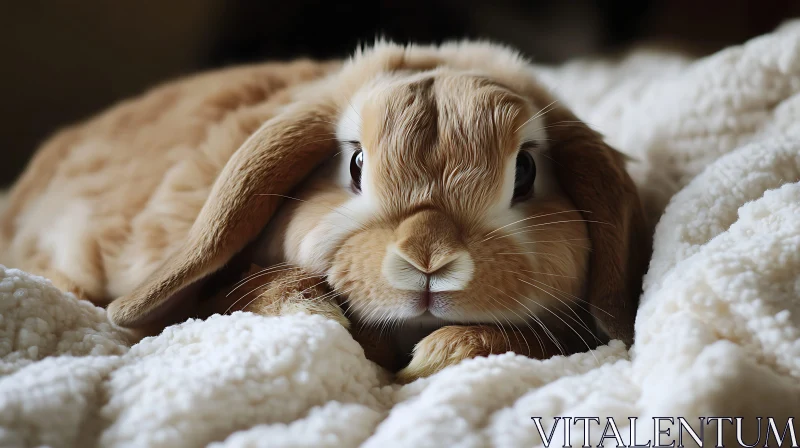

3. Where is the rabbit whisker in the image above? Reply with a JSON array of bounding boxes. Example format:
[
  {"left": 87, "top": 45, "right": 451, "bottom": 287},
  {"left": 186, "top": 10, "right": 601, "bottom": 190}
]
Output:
[
  {"left": 513, "top": 279, "right": 601, "bottom": 365},
  {"left": 514, "top": 99, "right": 560, "bottom": 133},
  {"left": 495, "top": 219, "right": 614, "bottom": 241},
  {"left": 225, "top": 272, "right": 328, "bottom": 315},
  {"left": 516, "top": 238, "right": 590, "bottom": 245},
  {"left": 257, "top": 193, "right": 368, "bottom": 232},
  {"left": 481, "top": 209, "right": 591, "bottom": 241},
  {"left": 514, "top": 276, "right": 600, "bottom": 342},
  {"left": 511, "top": 271, "right": 615, "bottom": 318},
  {"left": 494, "top": 250, "right": 551, "bottom": 256},
  {"left": 481, "top": 293, "right": 534, "bottom": 355},
  {"left": 487, "top": 284, "right": 564, "bottom": 356},
  {"left": 225, "top": 263, "right": 294, "bottom": 297}
]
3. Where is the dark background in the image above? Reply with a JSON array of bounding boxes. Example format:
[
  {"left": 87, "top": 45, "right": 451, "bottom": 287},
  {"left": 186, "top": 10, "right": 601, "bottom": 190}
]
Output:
[{"left": 2, "top": 1, "right": 798, "bottom": 187}]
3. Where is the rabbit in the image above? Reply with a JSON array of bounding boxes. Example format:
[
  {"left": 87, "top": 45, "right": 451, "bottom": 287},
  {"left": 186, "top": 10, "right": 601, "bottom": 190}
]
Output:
[{"left": 0, "top": 40, "right": 651, "bottom": 383}]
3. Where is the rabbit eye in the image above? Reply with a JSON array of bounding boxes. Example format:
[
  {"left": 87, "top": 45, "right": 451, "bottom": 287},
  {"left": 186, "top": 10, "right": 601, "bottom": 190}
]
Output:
[
  {"left": 350, "top": 149, "right": 363, "bottom": 192},
  {"left": 512, "top": 150, "right": 536, "bottom": 201}
]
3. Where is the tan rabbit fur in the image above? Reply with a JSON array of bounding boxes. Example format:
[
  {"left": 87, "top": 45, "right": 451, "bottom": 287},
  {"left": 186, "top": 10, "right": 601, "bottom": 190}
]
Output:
[
  {"left": 0, "top": 40, "right": 650, "bottom": 382},
  {"left": 0, "top": 59, "right": 341, "bottom": 301}
]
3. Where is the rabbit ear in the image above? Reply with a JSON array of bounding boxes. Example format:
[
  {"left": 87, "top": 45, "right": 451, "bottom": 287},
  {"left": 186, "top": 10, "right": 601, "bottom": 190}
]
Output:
[
  {"left": 107, "top": 101, "right": 339, "bottom": 328},
  {"left": 545, "top": 107, "right": 651, "bottom": 346}
]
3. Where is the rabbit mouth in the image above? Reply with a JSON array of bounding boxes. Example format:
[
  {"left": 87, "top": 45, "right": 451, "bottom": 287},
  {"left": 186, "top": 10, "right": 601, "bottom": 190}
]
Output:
[
  {"left": 413, "top": 291, "right": 456, "bottom": 318},
  {"left": 375, "top": 292, "right": 497, "bottom": 326},
  {"left": 403, "top": 308, "right": 450, "bottom": 325}
]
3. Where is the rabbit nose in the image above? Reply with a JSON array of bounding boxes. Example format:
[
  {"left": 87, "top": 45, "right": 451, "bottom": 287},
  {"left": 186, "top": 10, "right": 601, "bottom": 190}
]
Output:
[
  {"left": 382, "top": 248, "right": 474, "bottom": 292},
  {"left": 381, "top": 209, "right": 475, "bottom": 292}
]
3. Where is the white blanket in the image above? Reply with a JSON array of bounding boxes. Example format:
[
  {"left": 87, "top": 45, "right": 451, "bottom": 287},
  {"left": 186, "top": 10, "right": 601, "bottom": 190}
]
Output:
[{"left": 2, "top": 22, "right": 800, "bottom": 448}]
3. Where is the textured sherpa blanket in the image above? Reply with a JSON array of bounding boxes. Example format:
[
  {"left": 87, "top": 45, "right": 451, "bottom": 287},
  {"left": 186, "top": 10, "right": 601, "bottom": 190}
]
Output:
[{"left": 2, "top": 22, "right": 800, "bottom": 448}]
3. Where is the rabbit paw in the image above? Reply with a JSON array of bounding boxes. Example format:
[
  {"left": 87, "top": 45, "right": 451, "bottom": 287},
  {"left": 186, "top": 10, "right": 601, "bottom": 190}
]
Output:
[
  {"left": 279, "top": 298, "right": 350, "bottom": 330},
  {"left": 395, "top": 325, "right": 504, "bottom": 384},
  {"left": 226, "top": 265, "right": 351, "bottom": 329}
]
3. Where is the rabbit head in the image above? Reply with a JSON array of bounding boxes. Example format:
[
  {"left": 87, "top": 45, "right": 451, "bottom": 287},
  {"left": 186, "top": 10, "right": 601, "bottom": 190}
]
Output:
[{"left": 108, "top": 41, "right": 650, "bottom": 345}]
